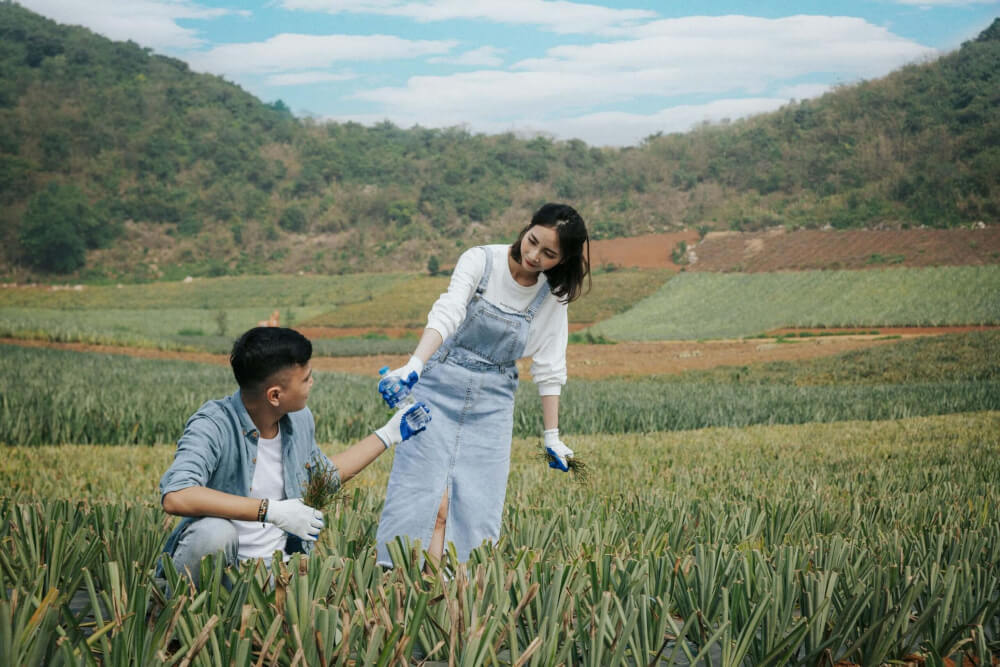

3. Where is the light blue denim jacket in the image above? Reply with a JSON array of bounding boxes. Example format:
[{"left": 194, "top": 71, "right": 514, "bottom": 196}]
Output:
[{"left": 159, "top": 390, "right": 338, "bottom": 558}]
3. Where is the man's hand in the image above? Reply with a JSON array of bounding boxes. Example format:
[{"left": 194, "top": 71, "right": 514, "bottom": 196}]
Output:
[
  {"left": 375, "top": 402, "right": 431, "bottom": 448},
  {"left": 265, "top": 498, "right": 324, "bottom": 542},
  {"left": 543, "top": 428, "right": 574, "bottom": 472}
]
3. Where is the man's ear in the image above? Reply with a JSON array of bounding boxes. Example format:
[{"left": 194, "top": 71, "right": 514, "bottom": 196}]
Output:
[{"left": 265, "top": 384, "right": 282, "bottom": 407}]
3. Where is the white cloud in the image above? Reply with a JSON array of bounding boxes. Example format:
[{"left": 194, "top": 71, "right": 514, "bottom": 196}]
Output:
[
  {"left": 343, "top": 15, "right": 934, "bottom": 146},
  {"left": 326, "top": 97, "right": 797, "bottom": 146},
  {"left": 16, "top": 0, "right": 236, "bottom": 51},
  {"left": 429, "top": 46, "right": 506, "bottom": 67},
  {"left": 348, "top": 16, "right": 931, "bottom": 119},
  {"left": 280, "top": 0, "right": 657, "bottom": 34},
  {"left": 352, "top": 69, "right": 643, "bottom": 121},
  {"left": 893, "top": 0, "right": 997, "bottom": 4},
  {"left": 517, "top": 15, "right": 936, "bottom": 81},
  {"left": 188, "top": 34, "right": 458, "bottom": 75},
  {"left": 552, "top": 98, "right": 796, "bottom": 146},
  {"left": 265, "top": 71, "right": 359, "bottom": 86}
]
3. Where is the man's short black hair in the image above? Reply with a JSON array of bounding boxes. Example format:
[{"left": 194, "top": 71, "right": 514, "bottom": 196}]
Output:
[{"left": 230, "top": 327, "right": 312, "bottom": 392}]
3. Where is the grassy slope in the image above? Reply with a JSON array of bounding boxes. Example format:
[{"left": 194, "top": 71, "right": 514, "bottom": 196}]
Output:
[{"left": 590, "top": 265, "right": 1000, "bottom": 340}]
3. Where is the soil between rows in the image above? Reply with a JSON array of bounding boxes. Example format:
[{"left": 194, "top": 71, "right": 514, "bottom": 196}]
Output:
[{"left": 2, "top": 329, "right": 973, "bottom": 380}]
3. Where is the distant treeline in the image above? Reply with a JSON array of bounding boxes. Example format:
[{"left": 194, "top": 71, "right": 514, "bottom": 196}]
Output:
[{"left": 1, "top": 4, "right": 997, "bottom": 279}]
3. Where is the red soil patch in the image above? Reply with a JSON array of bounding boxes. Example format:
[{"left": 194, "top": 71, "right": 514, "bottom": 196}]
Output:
[
  {"left": 3, "top": 327, "right": 953, "bottom": 380},
  {"left": 296, "top": 327, "right": 418, "bottom": 339},
  {"left": 590, "top": 230, "right": 701, "bottom": 269},
  {"left": 555, "top": 336, "right": 914, "bottom": 380},
  {"left": 688, "top": 227, "right": 1000, "bottom": 273},
  {"left": 768, "top": 326, "right": 997, "bottom": 336},
  {"left": 299, "top": 324, "right": 594, "bottom": 337}
]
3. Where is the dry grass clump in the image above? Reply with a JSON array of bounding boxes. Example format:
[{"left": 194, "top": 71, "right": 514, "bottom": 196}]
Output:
[
  {"left": 302, "top": 456, "right": 341, "bottom": 510},
  {"left": 540, "top": 450, "right": 590, "bottom": 483}
]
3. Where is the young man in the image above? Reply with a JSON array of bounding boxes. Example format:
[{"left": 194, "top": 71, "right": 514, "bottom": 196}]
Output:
[{"left": 159, "top": 326, "right": 428, "bottom": 585}]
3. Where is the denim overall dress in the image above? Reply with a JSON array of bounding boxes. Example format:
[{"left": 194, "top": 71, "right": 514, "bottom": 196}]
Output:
[{"left": 376, "top": 246, "right": 551, "bottom": 566}]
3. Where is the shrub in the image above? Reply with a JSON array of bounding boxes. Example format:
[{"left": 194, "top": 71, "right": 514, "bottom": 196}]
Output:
[
  {"left": 18, "top": 182, "right": 108, "bottom": 273},
  {"left": 278, "top": 205, "right": 307, "bottom": 232}
]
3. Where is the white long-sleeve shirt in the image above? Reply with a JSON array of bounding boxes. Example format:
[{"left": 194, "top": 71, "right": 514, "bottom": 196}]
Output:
[{"left": 426, "top": 245, "right": 568, "bottom": 396}]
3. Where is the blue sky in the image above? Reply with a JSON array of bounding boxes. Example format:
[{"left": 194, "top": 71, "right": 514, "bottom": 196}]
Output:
[{"left": 19, "top": 0, "right": 1000, "bottom": 146}]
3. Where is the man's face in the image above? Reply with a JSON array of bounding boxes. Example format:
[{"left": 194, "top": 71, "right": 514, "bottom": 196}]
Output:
[{"left": 271, "top": 363, "right": 313, "bottom": 413}]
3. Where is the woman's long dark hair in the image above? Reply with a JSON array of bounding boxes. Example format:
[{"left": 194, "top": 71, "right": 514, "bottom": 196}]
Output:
[{"left": 510, "top": 203, "right": 591, "bottom": 304}]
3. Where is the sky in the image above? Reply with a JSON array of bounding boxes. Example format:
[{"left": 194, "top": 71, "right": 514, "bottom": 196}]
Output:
[{"left": 17, "top": 0, "right": 1000, "bottom": 147}]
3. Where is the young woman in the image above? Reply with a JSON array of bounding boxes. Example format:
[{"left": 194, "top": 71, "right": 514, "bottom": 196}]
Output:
[{"left": 375, "top": 202, "right": 590, "bottom": 567}]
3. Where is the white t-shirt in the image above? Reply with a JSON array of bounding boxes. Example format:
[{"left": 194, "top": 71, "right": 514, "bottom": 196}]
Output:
[
  {"left": 234, "top": 429, "right": 287, "bottom": 561},
  {"left": 426, "top": 244, "right": 568, "bottom": 395}
]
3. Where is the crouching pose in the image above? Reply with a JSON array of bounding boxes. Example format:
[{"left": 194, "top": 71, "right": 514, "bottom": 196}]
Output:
[{"left": 159, "top": 326, "right": 429, "bottom": 585}]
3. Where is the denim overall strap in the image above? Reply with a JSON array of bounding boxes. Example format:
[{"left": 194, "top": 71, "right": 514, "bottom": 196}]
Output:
[
  {"left": 436, "top": 246, "right": 498, "bottom": 366},
  {"left": 524, "top": 281, "right": 551, "bottom": 322},
  {"left": 475, "top": 245, "right": 492, "bottom": 295}
]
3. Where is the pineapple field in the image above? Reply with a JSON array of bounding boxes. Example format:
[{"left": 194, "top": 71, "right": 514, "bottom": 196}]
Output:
[{"left": 1, "top": 257, "right": 998, "bottom": 664}]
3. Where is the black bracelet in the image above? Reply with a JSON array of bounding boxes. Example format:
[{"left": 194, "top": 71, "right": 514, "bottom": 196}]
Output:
[{"left": 257, "top": 498, "right": 269, "bottom": 523}]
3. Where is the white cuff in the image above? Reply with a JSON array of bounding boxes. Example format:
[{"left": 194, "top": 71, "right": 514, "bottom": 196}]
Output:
[
  {"left": 537, "top": 382, "right": 562, "bottom": 396},
  {"left": 406, "top": 355, "right": 425, "bottom": 376}
]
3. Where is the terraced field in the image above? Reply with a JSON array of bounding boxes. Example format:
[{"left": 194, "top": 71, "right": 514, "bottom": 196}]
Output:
[{"left": 688, "top": 227, "right": 1000, "bottom": 272}]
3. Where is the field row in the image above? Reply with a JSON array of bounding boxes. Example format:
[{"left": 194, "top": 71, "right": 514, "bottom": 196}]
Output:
[
  {"left": 2, "top": 332, "right": 997, "bottom": 447},
  {"left": 6, "top": 265, "right": 997, "bottom": 348},
  {"left": 592, "top": 265, "right": 1000, "bottom": 340},
  {"left": 2, "top": 413, "right": 997, "bottom": 664},
  {"left": 0, "top": 268, "right": 670, "bottom": 352}
]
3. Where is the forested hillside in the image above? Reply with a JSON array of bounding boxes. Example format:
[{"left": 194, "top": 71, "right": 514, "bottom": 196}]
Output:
[{"left": 1, "top": 3, "right": 997, "bottom": 280}]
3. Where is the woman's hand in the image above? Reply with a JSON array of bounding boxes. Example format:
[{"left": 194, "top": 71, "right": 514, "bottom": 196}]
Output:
[
  {"left": 543, "top": 428, "right": 574, "bottom": 472},
  {"left": 378, "top": 356, "right": 424, "bottom": 407}
]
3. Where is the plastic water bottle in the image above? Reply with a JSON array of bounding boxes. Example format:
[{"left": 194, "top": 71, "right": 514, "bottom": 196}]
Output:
[
  {"left": 378, "top": 367, "right": 430, "bottom": 433},
  {"left": 403, "top": 402, "right": 431, "bottom": 433},
  {"left": 378, "top": 366, "right": 414, "bottom": 409}
]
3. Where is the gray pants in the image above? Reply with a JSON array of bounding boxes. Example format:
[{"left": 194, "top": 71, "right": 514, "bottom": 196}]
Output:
[{"left": 169, "top": 517, "right": 240, "bottom": 588}]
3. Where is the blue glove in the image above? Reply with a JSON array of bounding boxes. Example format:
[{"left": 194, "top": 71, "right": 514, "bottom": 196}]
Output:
[
  {"left": 378, "top": 356, "right": 424, "bottom": 408},
  {"left": 375, "top": 402, "right": 432, "bottom": 448},
  {"left": 544, "top": 428, "right": 574, "bottom": 472}
]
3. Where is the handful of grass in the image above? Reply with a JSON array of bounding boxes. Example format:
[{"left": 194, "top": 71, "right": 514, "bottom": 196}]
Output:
[
  {"left": 302, "top": 456, "right": 341, "bottom": 511},
  {"left": 541, "top": 450, "right": 590, "bottom": 483}
]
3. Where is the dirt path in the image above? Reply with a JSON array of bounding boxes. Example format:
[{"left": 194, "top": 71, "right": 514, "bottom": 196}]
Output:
[{"left": 1, "top": 329, "right": 963, "bottom": 379}]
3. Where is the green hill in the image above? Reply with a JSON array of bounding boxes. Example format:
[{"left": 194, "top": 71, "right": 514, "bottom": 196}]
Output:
[{"left": 1, "top": 3, "right": 997, "bottom": 280}]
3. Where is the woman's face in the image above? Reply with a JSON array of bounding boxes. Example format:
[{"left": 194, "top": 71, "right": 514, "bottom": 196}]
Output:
[{"left": 518, "top": 224, "right": 563, "bottom": 274}]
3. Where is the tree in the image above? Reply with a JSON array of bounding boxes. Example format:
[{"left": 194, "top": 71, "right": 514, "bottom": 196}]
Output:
[
  {"left": 278, "top": 206, "right": 307, "bottom": 232},
  {"left": 427, "top": 255, "right": 440, "bottom": 276},
  {"left": 19, "top": 183, "right": 96, "bottom": 272}
]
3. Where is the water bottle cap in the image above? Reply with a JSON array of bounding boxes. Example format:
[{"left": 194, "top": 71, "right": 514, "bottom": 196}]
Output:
[{"left": 379, "top": 366, "right": 389, "bottom": 375}]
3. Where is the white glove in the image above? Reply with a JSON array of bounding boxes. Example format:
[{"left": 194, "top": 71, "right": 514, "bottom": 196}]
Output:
[
  {"left": 265, "top": 498, "right": 324, "bottom": 542},
  {"left": 393, "top": 355, "right": 424, "bottom": 381},
  {"left": 379, "top": 356, "right": 424, "bottom": 408},
  {"left": 544, "top": 428, "right": 574, "bottom": 472},
  {"left": 375, "top": 402, "right": 431, "bottom": 448}
]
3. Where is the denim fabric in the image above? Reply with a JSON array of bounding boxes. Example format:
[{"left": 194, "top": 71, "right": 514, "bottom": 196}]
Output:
[
  {"left": 167, "top": 517, "right": 307, "bottom": 587},
  {"left": 169, "top": 517, "right": 239, "bottom": 587},
  {"left": 159, "top": 390, "right": 336, "bottom": 563},
  {"left": 376, "top": 247, "right": 550, "bottom": 565}
]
